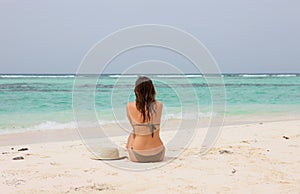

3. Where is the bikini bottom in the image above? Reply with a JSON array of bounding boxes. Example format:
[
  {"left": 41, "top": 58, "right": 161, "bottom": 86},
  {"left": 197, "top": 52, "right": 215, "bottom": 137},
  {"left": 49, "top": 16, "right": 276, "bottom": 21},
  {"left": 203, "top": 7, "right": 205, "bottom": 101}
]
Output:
[{"left": 130, "top": 146, "right": 165, "bottom": 163}]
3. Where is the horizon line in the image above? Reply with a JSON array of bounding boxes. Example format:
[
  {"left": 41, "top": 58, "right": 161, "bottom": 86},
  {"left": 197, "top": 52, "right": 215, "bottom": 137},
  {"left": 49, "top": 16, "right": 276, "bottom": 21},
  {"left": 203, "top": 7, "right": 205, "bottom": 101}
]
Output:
[{"left": 0, "top": 72, "right": 300, "bottom": 75}]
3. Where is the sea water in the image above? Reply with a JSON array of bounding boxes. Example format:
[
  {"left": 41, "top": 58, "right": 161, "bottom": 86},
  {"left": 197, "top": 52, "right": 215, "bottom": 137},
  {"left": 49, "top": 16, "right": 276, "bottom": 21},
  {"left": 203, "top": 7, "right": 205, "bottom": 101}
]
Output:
[{"left": 0, "top": 74, "right": 299, "bottom": 134}]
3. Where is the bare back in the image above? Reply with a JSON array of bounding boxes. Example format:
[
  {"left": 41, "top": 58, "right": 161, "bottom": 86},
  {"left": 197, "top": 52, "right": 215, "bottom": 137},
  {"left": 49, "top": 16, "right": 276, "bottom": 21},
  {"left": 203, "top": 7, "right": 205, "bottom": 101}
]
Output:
[{"left": 126, "top": 101, "right": 163, "bottom": 150}]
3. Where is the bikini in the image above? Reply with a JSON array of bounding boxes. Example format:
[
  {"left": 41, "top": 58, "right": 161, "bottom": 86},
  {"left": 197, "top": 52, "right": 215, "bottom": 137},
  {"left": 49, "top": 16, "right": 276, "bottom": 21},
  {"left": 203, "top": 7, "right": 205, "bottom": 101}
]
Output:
[
  {"left": 130, "top": 123, "right": 165, "bottom": 162},
  {"left": 130, "top": 146, "right": 165, "bottom": 163},
  {"left": 132, "top": 123, "right": 160, "bottom": 137}
]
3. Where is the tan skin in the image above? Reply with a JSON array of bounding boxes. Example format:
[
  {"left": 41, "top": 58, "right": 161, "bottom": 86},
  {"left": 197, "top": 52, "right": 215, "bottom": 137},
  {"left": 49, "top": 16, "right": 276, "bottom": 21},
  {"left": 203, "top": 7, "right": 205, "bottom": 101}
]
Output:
[{"left": 126, "top": 101, "right": 164, "bottom": 162}]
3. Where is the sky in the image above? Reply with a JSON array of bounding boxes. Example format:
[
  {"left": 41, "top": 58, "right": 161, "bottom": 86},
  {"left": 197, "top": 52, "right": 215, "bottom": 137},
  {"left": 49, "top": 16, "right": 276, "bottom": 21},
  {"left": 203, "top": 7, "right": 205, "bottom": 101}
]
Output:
[{"left": 0, "top": 0, "right": 299, "bottom": 74}]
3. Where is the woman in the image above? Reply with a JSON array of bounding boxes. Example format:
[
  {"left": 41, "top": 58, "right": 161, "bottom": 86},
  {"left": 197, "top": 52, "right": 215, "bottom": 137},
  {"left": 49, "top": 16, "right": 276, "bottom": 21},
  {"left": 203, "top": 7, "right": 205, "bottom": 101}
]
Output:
[{"left": 126, "top": 76, "right": 165, "bottom": 162}]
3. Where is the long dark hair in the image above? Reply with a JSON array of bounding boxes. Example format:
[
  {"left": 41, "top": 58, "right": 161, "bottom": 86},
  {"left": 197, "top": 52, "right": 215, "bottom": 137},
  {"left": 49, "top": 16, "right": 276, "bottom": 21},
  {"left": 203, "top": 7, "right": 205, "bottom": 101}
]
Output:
[{"left": 134, "top": 76, "right": 156, "bottom": 122}]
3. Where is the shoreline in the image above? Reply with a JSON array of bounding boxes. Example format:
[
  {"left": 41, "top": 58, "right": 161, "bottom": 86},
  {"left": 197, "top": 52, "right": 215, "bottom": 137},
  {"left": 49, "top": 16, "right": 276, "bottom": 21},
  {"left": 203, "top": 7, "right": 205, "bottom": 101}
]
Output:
[{"left": 0, "top": 114, "right": 299, "bottom": 146}]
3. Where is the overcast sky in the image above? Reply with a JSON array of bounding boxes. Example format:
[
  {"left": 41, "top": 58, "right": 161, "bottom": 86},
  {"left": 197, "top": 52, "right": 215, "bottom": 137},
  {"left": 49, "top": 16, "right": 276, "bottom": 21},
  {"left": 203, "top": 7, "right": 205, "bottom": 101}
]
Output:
[{"left": 0, "top": 0, "right": 299, "bottom": 74}]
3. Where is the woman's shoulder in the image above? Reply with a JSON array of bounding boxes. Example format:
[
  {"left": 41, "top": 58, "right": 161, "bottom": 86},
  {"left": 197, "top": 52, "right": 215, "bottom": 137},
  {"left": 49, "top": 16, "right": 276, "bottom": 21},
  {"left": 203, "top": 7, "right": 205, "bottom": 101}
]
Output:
[
  {"left": 154, "top": 101, "right": 163, "bottom": 111},
  {"left": 127, "top": 102, "right": 135, "bottom": 106},
  {"left": 126, "top": 102, "right": 136, "bottom": 109},
  {"left": 155, "top": 101, "right": 163, "bottom": 107}
]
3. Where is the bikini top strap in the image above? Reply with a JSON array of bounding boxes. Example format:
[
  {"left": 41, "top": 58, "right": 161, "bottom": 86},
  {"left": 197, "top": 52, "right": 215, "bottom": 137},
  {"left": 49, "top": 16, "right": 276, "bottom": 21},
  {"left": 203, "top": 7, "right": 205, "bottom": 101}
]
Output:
[
  {"left": 132, "top": 123, "right": 160, "bottom": 137},
  {"left": 132, "top": 123, "right": 160, "bottom": 126}
]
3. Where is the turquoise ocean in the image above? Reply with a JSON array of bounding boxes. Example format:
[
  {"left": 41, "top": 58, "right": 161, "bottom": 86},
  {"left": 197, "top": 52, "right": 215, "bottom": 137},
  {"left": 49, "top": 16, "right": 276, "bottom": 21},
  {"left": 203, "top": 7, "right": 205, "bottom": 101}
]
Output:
[{"left": 0, "top": 74, "right": 299, "bottom": 134}]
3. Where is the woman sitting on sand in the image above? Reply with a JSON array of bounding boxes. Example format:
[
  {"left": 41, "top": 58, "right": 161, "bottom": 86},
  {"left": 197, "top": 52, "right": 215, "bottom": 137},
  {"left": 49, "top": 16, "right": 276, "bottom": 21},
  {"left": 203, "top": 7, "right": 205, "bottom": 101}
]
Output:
[{"left": 126, "top": 76, "right": 165, "bottom": 162}]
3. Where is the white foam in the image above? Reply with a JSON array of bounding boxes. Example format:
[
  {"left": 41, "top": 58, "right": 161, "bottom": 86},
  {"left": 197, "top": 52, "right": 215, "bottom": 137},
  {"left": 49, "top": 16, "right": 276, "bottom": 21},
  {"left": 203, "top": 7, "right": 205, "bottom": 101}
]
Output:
[
  {"left": 0, "top": 121, "right": 98, "bottom": 134},
  {"left": 238, "top": 74, "right": 298, "bottom": 78},
  {"left": 271, "top": 74, "right": 296, "bottom": 77},
  {"left": 239, "top": 74, "right": 269, "bottom": 77},
  {"left": 162, "top": 112, "right": 214, "bottom": 120},
  {"left": 32, "top": 121, "right": 78, "bottom": 130},
  {"left": 185, "top": 74, "right": 203, "bottom": 78}
]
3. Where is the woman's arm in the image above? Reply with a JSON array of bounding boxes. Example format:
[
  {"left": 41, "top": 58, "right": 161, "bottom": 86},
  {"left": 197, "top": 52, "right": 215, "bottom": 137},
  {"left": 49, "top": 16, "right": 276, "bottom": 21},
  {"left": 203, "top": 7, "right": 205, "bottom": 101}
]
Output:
[
  {"left": 126, "top": 103, "right": 135, "bottom": 149},
  {"left": 126, "top": 103, "right": 133, "bottom": 126}
]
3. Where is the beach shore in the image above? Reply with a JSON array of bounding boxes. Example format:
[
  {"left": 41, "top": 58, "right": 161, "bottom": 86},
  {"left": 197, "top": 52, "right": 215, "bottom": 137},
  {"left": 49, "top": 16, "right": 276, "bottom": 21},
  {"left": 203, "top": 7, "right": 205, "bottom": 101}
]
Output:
[{"left": 1, "top": 115, "right": 300, "bottom": 193}]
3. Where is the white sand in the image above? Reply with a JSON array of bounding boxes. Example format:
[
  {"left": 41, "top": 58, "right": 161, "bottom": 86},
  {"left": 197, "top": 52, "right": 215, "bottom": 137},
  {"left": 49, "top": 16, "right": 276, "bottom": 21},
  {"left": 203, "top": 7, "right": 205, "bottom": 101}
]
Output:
[{"left": 1, "top": 117, "right": 300, "bottom": 193}]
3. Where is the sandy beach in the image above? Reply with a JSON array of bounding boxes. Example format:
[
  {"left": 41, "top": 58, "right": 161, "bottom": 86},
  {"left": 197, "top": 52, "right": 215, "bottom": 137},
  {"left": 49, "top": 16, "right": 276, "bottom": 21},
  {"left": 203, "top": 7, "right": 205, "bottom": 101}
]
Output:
[
  {"left": 1, "top": 0, "right": 300, "bottom": 193},
  {"left": 1, "top": 115, "right": 299, "bottom": 194}
]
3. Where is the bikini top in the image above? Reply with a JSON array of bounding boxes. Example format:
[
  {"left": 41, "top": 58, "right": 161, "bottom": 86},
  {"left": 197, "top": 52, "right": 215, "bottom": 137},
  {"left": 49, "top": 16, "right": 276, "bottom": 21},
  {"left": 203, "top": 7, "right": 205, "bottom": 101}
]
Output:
[{"left": 132, "top": 123, "right": 160, "bottom": 138}]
